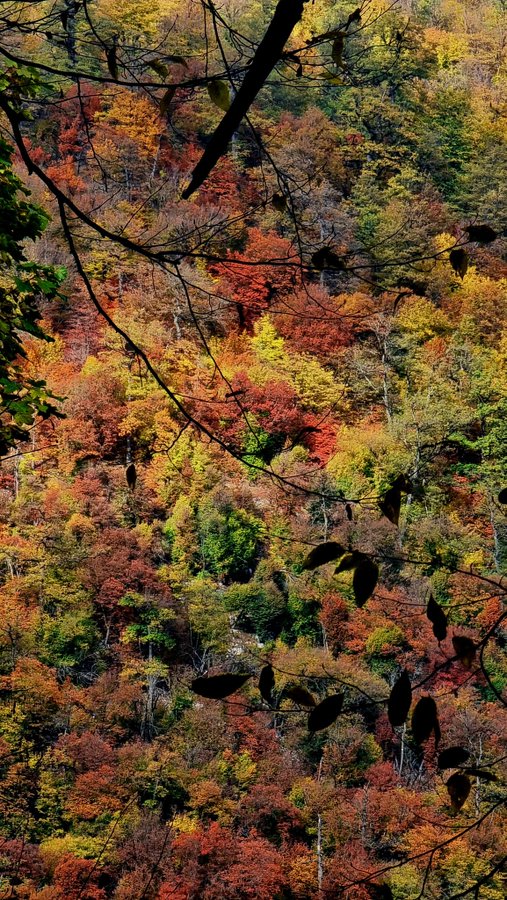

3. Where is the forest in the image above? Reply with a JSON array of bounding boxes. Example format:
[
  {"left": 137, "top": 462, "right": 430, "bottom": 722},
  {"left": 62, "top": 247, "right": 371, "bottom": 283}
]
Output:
[{"left": 0, "top": 1, "right": 506, "bottom": 897}]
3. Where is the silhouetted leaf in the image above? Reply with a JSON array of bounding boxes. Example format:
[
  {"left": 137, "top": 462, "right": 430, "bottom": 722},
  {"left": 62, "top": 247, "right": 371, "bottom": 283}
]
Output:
[
  {"left": 272, "top": 193, "right": 287, "bottom": 212},
  {"left": 412, "top": 696, "right": 439, "bottom": 744},
  {"left": 353, "top": 557, "right": 378, "bottom": 607},
  {"left": 284, "top": 684, "right": 316, "bottom": 707},
  {"left": 438, "top": 747, "right": 470, "bottom": 769},
  {"left": 106, "top": 45, "right": 119, "bottom": 81},
  {"left": 259, "top": 664, "right": 275, "bottom": 705},
  {"left": 208, "top": 80, "right": 231, "bottom": 112},
  {"left": 191, "top": 673, "right": 251, "bottom": 699},
  {"left": 427, "top": 595, "right": 447, "bottom": 642},
  {"left": 308, "top": 693, "right": 344, "bottom": 731},
  {"left": 379, "top": 486, "right": 401, "bottom": 526},
  {"left": 449, "top": 248, "right": 468, "bottom": 279},
  {"left": 347, "top": 8, "right": 362, "bottom": 27},
  {"left": 126, "top": 463, "right": 137, "bottom": 490},
  {"left": 345, "top": 503, "right": 353, "bottom": 521},
  {"left": 452, "top": 636, "right": 476, "bottom": 669},
  {"left": 465, "top": 224, "right": 497, "bottom": 243},
  {"left": 331, "top": 32, "right": 345, "bottom": 67},
  {"left": 311, "top": 248, "right": 344, "bottom": 270},
  {"left": 302, "top": 541, "right": 346, "bottom": 570},
  {"left": 393, "top": 473, "right": 412, "bottom": 492},
  {"left": 368, "top": 886, "right": 393, "bottom": 900},
  {"left": 388, "top": 670, "right": 412, "bottom": 727},
  {"left": 446, "top": 772, "right": 471, "bottom": 811},
  {"left": 159, "top": 86, "right": 176, "bottom": 116},
  {"left": 148, "top": 59, "right": 169, "bottom": 78},
  {"left": 498, "top": 488, "right": 507, "bottom": 504},
  {"left": 335, "top": 551, "right": 361, "bottom": 574},
  {"left": 463, "top": 768, "right": 497, "bottom": 782}
]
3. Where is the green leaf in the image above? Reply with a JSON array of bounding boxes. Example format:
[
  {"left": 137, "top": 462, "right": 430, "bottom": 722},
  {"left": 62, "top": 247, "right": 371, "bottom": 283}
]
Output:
[{"left": 208, "top": 80, "right": 231, "bottom": 112}]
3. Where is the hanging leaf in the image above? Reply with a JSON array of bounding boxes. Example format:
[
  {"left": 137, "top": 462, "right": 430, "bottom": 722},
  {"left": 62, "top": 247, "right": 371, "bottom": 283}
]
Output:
[
  {"left": 452, "top": 636, "right": 476, "bottom": 669},
  {"left": 412, "top": 696, "right": 439, "bottom": 744},
  {"left": 311, "top": 248, "right": 344, "bottom": 271},
  {"left": 284, "top": 684, "right": 316, "bottom": 707},
  {"left": 308, "top": 693, "right": 344, "bottom": 731},
  {"left": 368, "top": 885, "right": 393, "bottom": 900},
  {"left": 438, "top": 746, "right": 470, "bottom": 769},
  {"left": 446, "top": 772, "right": 471, "bottom": 811},
  {"left": 379, "top": 486, "right": 402, "bottom": 526},
  {"left": 166, "top": 55, "right": 189, "bottom": 68},
  {"left": 393, "top": 473, "right": 412, "bottom": 492},
  {"left": 258, "top": 664, "right": 275, "bottom": 705},
  {"left": 272, "top": 193, "right": 287, "bottom": 212},
  {"left": 463, "top": 767, "right": 497, "bottom": 782},
  {"left": 208, "top": 80, "right": 231, "bottom": 112},
  {"left": 347, "top": 8, "right": 362, "bottom": 27},
  {"left": 335, "top": 551, "right": 361, "bottom": 574},
  {"left": 353, "top": 557, "right": 378, "bottom": 607},
  {"left": 191, "top": 673, "right": 251, "bottom": 699},
  {"left": 106, "top": 45, "right": 119, "bottom": 81},
  {"left": 498, "top": 488, "right": 507, "bottom": 504},
  {"left": 427, "top": 595, "right": 447, "bottom": 642},
  {"left": 331, "top": 32, "right": 345, "bottom": 67},
  {"left": 148, "top": 59, "right": 169, "bottom": 78},
  {"left": 387, "top": 669, "right": 412, "bottom": 727},
  {"left": 302, "top": 541, "right": 346, "bottom": 570},
  {"left": 345, "top": 503, "right": 353, "bottom": 521},
  {"left": 465, "top": 224, "right": 497, "bottom": 243},
  {"left": 296, "top": 62, "right": 303, "bottom": 77},
  {"left": 126, "top": 463, "right": 137, "bottom": 490},
  {"left": 159, "top": 86, "right": 176, "bottom": 117},
  {"left": 449, "top": 248, "right": 468, "bottom": 279}
]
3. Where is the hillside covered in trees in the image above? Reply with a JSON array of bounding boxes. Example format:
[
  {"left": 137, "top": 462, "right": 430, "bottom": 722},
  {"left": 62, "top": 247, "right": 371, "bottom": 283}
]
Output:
[{"left": 0, "top": 1, "right": 507, "bottom": 897}]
